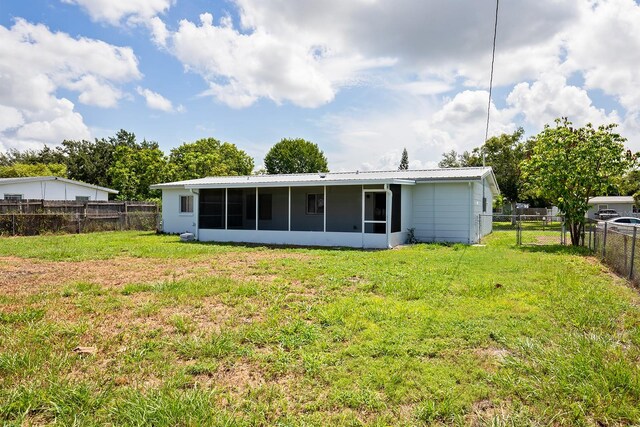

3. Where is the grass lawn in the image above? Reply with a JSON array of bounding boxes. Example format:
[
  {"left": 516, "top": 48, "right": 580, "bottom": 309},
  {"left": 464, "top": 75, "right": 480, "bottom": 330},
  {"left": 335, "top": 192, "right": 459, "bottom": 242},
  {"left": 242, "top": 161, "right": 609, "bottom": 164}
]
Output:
[{"left": 1, "top": 231, "right": 639, "bottom": 426}]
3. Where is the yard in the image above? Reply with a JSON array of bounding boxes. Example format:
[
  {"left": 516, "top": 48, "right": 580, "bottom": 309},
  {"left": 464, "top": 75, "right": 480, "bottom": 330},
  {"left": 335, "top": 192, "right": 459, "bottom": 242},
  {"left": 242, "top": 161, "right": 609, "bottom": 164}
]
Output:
[{"left": 1, "top": 231, "right": 639, "bottom": 426}]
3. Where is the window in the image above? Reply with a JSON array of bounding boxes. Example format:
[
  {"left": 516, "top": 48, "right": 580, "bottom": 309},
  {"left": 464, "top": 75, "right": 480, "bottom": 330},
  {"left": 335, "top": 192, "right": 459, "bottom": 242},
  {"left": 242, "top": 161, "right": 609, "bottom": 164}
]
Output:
[
  {"left": 76, "top": 196, "right": 90, "bottom": 202},
  {"left": 482, "top": 197, "right": 487, "bottom": 213},
  {"left": 4, "top": 194, "right": 22, "bottom": 201},
  {"left": 258, "top": 194, "right": 272, "bottom": 220},
  {"left": 598, "top": 204, "right": 608, "bottom": 210},
  {"left": 306, "top": 193, "right": 324, "bottom": 215},
  {"left": 180, "top": 195, "right": 194, "bottom": 213}
]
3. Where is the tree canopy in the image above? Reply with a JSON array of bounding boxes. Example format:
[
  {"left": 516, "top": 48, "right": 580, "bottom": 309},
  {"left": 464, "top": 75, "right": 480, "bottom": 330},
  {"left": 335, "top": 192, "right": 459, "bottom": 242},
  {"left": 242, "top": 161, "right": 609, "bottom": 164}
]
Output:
[
  {"left": 521, "top": 118, "right": 635, "bottom": 245},
  {"left": 168, "top": 138, "right": 254, "bottom": 181},
  {"left": 0, "top": 163, "right": 67, "bottom": 178},
  {"left": 263, "top": 138, "right": 328, "bottom": 174},
  {"left": 0, "top": 131, "right": 255, "bottom": 201}
]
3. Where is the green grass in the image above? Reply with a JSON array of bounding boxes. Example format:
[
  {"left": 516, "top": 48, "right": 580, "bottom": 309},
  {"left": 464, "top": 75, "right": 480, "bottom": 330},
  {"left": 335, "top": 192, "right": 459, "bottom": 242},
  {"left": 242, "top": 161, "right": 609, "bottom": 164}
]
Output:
[{"left": 1, "top": 231, "right": 639, "bottom": 425}]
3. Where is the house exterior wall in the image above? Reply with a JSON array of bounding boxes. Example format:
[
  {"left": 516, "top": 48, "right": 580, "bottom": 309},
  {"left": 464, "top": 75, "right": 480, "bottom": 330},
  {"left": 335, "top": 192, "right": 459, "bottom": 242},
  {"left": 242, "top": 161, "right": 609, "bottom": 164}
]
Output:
[
  {"left": 0, "top": 180, "right": 109, "bottom": 201},
  {"left": 198, "top": 229, "right": 391, "bottom": 248},
  {"left": 586, "top": 203, "right": 636, "bottom": 219},
  {"left": 160, "top": 188, "right": 198, "bottom": 234},
  {"left": 473, "top": 178, "right": 493, "bottom": 239},
  {"left": 412, "top": 182, "right": 473, "bottom": 243}
]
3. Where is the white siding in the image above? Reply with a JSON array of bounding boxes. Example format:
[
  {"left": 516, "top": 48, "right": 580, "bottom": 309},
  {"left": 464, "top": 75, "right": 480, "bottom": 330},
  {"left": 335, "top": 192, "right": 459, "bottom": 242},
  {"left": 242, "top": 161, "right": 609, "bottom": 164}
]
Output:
[
  {"left": 160, "top": 188, "right": 198, "bottom": 234},
  {"left": 412, "top": 182, "right": 473, "bottom": 243},
  {"left": 0, "top": 181, "right": 109, "bottom": 201},
  {"left": 472, "top": 178, "right": 493, "bottom": 240}
]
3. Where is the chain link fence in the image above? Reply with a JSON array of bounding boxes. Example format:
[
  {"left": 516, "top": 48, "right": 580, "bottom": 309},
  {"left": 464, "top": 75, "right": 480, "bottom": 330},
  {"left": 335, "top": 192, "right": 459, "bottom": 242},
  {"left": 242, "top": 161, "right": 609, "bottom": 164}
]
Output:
[{"left": 594, "top": 222, "right": 640, "bottom": 286}]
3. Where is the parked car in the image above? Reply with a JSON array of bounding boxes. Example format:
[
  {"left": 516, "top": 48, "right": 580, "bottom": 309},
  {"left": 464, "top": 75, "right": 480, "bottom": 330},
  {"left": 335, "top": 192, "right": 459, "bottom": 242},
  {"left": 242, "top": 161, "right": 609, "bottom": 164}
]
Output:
[
  {"left": 595, "top": 208, "right": 620, "bottom": 220},
  {"left": 597, "top": 216, "right": 640, "bottom": 235}
]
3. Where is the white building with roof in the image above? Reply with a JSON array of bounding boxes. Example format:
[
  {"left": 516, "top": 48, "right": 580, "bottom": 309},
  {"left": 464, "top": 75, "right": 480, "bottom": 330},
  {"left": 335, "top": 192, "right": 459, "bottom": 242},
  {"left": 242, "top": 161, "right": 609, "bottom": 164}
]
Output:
[
  {"left": 150, "top": 167, "right": 500, "bottom": 248},
  {"left": 0, "top": 176, "right": 118, "bottom": 201},
  {"left": 587, "top": 196, "right": 638, "bottom": 219}
]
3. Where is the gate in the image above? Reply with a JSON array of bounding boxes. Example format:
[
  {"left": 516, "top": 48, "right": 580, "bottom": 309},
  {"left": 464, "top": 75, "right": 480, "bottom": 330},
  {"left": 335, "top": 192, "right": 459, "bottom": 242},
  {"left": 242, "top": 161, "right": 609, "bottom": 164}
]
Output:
[{"left": 516, "top": 215, "right": 565, "bottom": 246}]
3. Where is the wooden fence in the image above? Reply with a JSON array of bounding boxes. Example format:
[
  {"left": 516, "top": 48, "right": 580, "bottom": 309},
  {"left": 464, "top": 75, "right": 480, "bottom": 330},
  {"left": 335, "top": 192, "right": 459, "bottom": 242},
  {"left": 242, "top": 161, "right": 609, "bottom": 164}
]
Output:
[{"left": 0, "top": 200, "right": 159, "bottom": 236}]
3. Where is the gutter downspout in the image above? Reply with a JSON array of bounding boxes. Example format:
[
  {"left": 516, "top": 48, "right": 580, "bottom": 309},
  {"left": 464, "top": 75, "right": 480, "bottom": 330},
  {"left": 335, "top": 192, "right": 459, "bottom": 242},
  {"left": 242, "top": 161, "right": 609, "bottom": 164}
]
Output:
[{"left": 190, "top": 188, "right": 199, "bottom": 240}]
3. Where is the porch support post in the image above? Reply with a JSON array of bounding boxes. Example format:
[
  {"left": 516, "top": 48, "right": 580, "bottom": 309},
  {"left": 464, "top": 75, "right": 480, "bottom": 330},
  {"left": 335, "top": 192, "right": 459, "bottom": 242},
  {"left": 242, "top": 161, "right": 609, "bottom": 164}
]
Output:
[
  {"left": 255, "top": 187, "right": 259, "bottom": 231},
  {"left": 288, "top": 186, "right": 291, "bottom": 232},
  {"left": 323, "top": 185, "right": 327, "bottom": 232},
  {"left": 224, "top": 188, "right": 228, "bottom": 230},
  {"left": 361, "top": 186, "right": 365, "bottom": 234},
  {"left": 385, "top": 184, "right": 391, "bottom": 248}
]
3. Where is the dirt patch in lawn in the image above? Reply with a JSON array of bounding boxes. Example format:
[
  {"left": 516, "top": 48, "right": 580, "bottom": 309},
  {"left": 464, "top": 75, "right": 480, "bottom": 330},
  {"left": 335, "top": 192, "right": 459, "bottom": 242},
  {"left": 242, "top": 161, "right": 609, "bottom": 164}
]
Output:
[{"left": 0, "top": 252, "right": 313, "bottom": 295}]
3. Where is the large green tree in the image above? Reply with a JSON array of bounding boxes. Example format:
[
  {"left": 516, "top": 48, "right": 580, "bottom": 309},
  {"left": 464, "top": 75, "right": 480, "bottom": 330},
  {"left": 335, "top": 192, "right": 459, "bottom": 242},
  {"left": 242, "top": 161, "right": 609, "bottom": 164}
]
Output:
[
  {"left": 521, "top": 118, "right": 634, "bottom": 245},
  {"left": 264, "top": 138, "right": 328, "bottom": 174},
  {"left": 168, "top": 138, "right": 254, "bottom": 180},
  {"left": 109, "top": 141, "right": 169, "bottom": 201}
]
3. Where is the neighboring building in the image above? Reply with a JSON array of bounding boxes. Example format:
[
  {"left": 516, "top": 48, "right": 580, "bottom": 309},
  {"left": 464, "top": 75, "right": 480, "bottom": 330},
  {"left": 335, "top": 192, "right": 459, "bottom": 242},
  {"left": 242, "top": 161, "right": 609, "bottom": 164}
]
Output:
[
  {"left": 587, "top": 196, "right": 638, "bottom": 219},
  {"left": 0, "top": 176, "right": 118, "bottom": 201},
  {"left": 151, "top": 167, "right": 499, "bottom": 249}
]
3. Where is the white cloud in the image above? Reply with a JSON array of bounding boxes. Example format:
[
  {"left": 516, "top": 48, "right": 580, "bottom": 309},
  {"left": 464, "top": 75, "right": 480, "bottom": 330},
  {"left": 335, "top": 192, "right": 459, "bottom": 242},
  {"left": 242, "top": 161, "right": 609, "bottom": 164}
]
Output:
[
  {"left": 0, "top": 19, "right": 141, "bottom": 150},
  {"left": 62, "top": 0, "right": 175, "bottom": 26},
  {"left": 564, "top": 0, "right": 640, "bottom": 112},
  {"left": 506, "top": 73, "right": 618, "bottom": 129},
  {"left": 136, "top": 86, "right": 178, "bottom": 112},
  {"left": 163, "top": 12, "right": 393, "bottom": 108}
]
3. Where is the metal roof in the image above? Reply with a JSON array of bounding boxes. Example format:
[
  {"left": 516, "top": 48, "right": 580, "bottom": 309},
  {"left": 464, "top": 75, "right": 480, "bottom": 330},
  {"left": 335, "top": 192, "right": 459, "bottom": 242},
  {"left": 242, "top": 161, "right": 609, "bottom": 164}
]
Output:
[
  {"left": 151, "top": 167, "right": 500, "bottom": 193},
  {"left": 0, "top": 176, "right": 119, "bottom": 194},
  {"left": 588, "top": 196, "right": 635, "bottom": 204}
]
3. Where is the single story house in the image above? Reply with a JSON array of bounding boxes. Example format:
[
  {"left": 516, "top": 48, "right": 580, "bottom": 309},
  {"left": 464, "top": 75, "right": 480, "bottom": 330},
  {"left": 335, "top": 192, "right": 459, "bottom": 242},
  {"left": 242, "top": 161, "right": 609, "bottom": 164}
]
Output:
[
  {"left": 151, "top": 167, "right": 499, "bottom": 249},
  {"left": 0, "top": 176, "right": 118, "bottom": 201},
  {"left": 587, "top": 196, "right": 638, "bottom": 219}
]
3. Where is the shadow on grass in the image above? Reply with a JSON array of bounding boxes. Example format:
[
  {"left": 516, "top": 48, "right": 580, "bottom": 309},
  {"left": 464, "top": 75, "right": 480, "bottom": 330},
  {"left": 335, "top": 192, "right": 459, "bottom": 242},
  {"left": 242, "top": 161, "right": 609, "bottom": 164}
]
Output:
[{"left": 517, "top": 244, "right": 593, "bottom": 256}]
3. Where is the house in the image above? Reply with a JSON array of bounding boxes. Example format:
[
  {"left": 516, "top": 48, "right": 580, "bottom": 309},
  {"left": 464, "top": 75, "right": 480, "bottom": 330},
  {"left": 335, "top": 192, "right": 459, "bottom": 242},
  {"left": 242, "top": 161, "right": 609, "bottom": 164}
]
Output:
[
  {"left": 150, "top": 167, "right": 499, "bottom": 249},
  {"left": 0, "top": 176, "right": 118, "bottom": 201},
  {"left": 587, "top": 196, "right": 637, "bottom": 219}
]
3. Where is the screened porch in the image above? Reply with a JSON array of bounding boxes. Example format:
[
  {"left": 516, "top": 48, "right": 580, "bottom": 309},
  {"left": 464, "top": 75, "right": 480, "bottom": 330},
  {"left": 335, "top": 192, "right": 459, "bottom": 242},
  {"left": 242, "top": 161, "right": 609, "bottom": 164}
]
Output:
[{"left": 197, "top": 184, "right": 402, "bottom": 236}]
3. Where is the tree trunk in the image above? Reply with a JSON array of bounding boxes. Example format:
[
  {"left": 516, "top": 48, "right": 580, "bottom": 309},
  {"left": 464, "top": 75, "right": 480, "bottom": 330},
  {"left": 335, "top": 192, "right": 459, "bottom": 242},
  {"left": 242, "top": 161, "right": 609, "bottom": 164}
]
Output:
[{"left": 569, "top": 220, "right": 584, "bottom": 246}]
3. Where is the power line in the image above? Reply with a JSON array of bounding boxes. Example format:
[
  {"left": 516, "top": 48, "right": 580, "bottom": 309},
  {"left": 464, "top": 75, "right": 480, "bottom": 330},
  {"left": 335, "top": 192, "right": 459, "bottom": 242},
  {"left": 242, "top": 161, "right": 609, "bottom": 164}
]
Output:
[{"left": 484, "top": 0, "right": 499, "bottom": 166}]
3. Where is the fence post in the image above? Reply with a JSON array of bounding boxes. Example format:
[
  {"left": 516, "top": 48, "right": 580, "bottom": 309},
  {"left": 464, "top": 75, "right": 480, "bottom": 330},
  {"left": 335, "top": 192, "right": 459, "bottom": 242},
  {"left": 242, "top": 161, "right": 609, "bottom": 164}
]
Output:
[
  {"left": 12, "top": 214, "right": 16, "bottom": 236},
  {"left": 630, "top": 227, "right": 637, "bottom": 280},
  {"left": 602, "top": 222, "right": 608, "bottom": 258}
]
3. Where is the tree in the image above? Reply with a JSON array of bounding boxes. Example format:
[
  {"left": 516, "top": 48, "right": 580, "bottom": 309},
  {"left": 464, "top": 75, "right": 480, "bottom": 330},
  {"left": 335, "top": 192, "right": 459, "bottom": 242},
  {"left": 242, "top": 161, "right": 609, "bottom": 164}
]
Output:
[
  {"left": 264, "top": 138, "right": 328, "bottom": 174},
  {"left": 438, "top": 150, "right": 481, "bottom": 168},
  {"left": 477, "top": 128, "right": 528, "bottom": 213},
  {"left": 521, "top": 118, "right": 634, "bottom": 245},
  {"left": 168, "top": 138, "right": 254, "bottom": 181},
  {"left": 108, "top": 141, "right": 168, "bottom": 201},
  {"left": 0, "top": 163, "right": 67, "bottom": 178},
  {"left": 398, "top": 148, "right": 409, "bottom": 170}
]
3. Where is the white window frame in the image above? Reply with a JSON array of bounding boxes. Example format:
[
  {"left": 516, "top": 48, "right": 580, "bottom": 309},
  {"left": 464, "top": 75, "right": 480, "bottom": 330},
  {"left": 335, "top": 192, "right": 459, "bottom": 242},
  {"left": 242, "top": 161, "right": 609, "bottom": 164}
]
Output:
[
  {"left": 179, "top": 195, "right": 194, "bottom": 214},
  {"left": 76, "top": 196, "right": 90, "bottom": 202},
  {"left": 306, "top": 193, "right": 324, "bottom": 215},
  {"left": 4, "top": 194, "right": 23, "bottom": 201}
]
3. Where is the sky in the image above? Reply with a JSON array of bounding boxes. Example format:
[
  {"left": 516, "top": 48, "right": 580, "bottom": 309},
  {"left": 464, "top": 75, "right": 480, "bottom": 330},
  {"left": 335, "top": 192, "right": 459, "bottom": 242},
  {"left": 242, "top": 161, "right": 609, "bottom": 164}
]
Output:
[{"left": 0, "top": 0, "right": 639, "bottom": 171}]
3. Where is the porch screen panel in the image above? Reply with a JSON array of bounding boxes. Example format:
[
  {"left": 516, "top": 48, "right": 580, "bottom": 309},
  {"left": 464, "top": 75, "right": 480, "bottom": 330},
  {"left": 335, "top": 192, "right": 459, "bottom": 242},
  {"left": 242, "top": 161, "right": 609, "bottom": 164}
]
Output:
[
  {"left": 199, "top": 189, "right": 225, "bottom": 229},
  {"left": 258, "top": 187, "right": 288, "bottom": 230},
  {"left": 326, "top": 185, "right": 361, "bottom": 233},
  {"left": 390, "top": 184, "right": 402, "bottom": 233},
  {"left": 291, "top": 186, "right": 323, "bottom": 231},
  {"left": 227, "top": 188, "right": 256, "bottom": 230}
]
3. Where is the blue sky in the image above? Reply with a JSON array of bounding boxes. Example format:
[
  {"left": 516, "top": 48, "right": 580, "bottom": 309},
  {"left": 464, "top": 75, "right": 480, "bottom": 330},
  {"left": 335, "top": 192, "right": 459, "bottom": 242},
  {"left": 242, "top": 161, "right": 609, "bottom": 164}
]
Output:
[{"left": 0, "top": 0, "right": 639, "bottom": 171}]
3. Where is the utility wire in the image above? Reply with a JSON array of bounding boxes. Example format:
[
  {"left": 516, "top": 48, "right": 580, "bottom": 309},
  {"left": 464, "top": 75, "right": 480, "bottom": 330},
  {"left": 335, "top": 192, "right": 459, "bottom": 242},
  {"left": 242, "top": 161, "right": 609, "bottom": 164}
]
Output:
[{"left": 484, "top": 0, "right": 499, "bottom": 166}]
